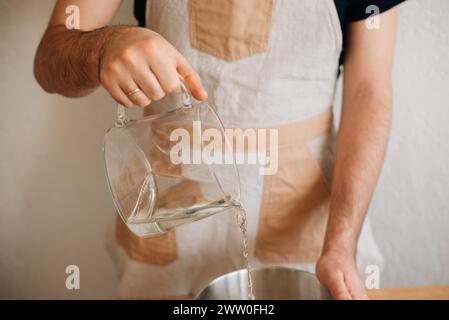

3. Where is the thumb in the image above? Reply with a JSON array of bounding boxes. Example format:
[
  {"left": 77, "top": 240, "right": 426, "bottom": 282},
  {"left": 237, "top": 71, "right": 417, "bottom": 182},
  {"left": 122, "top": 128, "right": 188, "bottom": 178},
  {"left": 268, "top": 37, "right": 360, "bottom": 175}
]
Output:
[
  {"left": 176, "top": 56, "right": 208, "bottom": 101},
  {"left": 324, "top": 271, "right": 352, "bottom": 300},
  {"left": 346, "top": 270, "right": 369, "bottom": 300}
]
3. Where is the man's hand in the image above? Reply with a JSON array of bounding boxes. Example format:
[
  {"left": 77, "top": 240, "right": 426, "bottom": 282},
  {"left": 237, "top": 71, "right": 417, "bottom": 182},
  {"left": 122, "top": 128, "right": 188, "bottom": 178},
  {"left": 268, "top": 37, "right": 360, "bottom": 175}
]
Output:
[
  {"left": 99, "top": 27, "right": 207, "bottom": 108},
  {"left": 316, "top": 250, "right": 368, "bottom": 300},
  {"left": 35, "top": 0, "right": 207, "bottom": 105}
]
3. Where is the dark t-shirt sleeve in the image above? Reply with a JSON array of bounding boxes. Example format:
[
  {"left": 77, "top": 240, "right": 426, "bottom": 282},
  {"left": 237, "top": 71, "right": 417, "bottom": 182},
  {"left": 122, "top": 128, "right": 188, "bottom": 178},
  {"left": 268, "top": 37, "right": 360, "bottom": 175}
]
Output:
[
  {"left": 134, "top": 0, "right": 147, "bottom": 27},
  {"left": 346, "top": 0, "right": 406, "bottom": 22},
  {"left": 336, "top": 0, "right": 405, "bottom": 66}
]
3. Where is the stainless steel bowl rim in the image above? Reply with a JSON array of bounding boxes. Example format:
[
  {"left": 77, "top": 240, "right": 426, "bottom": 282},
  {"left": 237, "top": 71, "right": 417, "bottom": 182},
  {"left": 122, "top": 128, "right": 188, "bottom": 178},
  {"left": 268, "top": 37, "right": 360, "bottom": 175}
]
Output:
[{"left": 194, "top": 266, "right": 325, "bottom": 299}]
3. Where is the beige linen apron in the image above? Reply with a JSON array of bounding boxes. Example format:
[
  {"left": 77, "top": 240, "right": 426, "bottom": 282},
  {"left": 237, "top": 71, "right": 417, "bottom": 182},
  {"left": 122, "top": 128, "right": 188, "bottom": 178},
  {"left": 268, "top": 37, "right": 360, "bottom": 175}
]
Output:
[{"left": 107, "top": 0, "right": 383, "bottom": 298}]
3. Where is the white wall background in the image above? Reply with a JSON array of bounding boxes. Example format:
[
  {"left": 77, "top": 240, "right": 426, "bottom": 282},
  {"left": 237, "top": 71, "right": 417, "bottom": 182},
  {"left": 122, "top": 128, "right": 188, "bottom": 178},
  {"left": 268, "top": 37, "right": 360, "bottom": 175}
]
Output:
[
  {"left": 0, "top": 0, "right": 448, "bottom": 298},
  {"left": 368, "top": 0, "right": 449, "bottom": 287},
  {"left": 0, "top": 0, "right": 137, "bottom": 299}
]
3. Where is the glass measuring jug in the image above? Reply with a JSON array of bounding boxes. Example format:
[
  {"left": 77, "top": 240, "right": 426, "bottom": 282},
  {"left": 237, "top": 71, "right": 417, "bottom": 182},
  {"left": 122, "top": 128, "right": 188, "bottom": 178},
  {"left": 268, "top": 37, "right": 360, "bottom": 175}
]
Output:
[{"left": 103, "top": 83, "right": 241, "bottom": 237}]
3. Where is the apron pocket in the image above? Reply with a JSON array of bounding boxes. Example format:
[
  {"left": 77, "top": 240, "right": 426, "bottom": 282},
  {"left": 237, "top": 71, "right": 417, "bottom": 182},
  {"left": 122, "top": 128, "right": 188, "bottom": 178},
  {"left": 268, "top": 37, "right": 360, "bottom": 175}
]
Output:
[
  {"left": 255, "top": 119, "right": 332, "bottom": 264},
  {"left": 189, "top": 0, "right": 274, "bottom": 61}
]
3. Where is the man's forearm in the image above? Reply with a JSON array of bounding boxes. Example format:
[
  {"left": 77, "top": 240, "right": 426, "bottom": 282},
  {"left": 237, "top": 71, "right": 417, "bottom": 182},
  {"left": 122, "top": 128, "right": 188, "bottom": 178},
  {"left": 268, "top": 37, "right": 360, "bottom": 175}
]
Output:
[
  {"left": 323, "top": 84, "right": 392, "bottom": 257},
  {"left": 34, "top": 25, "right": 122, "bottom": 97}
]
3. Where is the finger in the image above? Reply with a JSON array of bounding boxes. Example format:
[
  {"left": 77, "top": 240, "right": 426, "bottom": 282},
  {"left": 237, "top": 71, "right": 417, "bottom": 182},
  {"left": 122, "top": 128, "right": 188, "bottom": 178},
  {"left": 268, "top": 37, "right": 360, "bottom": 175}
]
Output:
[
  {"left": 327, "top": 272, "right": 352, "bottom": 300},
  {"left": 107, "top": 82, "right": 134, "bottom": 108},
  {"left": 176, "top": 55, "right": 208, "bottom": 100},
  {"left": 150, "top": 58, "right": 181, "bottom": 94},
  {"left": 350, "top": 287, "right": 369, "bottom": 300},
  {"left": 134, "top": 67, "right": 166, "bottom": 101},
  {"left": 119, "top": 78, "right": 151, "bottom": 108},
  {"left": 346, "top": 271, "right": 369, "bottom": 300},
  {"left": 100, "top": 73, "right": 134, "bottom": 108}
]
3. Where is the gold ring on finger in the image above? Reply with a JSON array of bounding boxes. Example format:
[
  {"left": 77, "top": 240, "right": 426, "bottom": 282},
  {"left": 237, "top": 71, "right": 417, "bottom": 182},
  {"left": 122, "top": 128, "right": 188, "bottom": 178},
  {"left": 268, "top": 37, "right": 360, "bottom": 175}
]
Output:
[{"left": 126, "top": 87, "right": 141, "bottom": 97}]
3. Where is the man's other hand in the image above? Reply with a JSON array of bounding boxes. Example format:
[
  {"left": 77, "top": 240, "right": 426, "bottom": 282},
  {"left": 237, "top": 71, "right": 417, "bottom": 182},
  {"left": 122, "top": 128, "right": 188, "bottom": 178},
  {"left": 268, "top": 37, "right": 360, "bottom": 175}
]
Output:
[{"left": 316, "top": 251, "right": 368, "bottom": 300}]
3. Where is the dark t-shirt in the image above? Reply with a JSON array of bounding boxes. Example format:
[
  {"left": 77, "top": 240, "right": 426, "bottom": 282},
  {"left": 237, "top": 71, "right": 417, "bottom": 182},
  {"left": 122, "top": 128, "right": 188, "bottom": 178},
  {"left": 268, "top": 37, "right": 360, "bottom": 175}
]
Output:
[
  {"left": 334, "top": 0, "right": 405, "bottom": 64},
  {"left": 133, "top": 0, "right": 405, "bottom": 65}
]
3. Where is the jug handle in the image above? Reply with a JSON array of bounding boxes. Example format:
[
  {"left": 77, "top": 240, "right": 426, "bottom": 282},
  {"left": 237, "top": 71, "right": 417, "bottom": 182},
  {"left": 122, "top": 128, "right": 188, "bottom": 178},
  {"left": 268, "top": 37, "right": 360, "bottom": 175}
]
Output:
[
  {"left": 179, "top": 76, "right": 193, "bottom": 109},
  {"left": 114, "top": 76, "right": 193, "bottom": 127},
  {"left": 114, "top": 103, "right": 128, "bottom": 128}
]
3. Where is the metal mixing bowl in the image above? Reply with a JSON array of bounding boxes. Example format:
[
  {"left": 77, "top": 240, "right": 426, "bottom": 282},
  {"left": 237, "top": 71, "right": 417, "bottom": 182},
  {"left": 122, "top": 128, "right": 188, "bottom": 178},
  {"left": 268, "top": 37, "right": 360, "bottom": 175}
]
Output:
[{"left": 195, "top": 266, "right": 332, "bottom": 300}]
